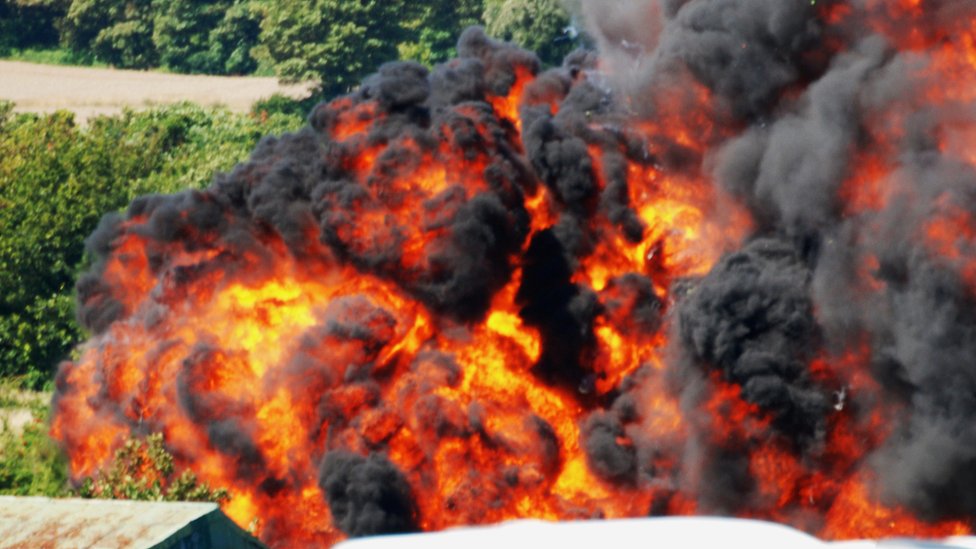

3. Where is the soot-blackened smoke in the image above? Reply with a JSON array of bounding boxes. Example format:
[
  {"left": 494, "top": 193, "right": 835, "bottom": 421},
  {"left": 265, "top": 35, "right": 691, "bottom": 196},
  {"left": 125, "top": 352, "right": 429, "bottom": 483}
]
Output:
[
  {"left": 581, "top": 0, "right": 976, "bottom": 526},
  {"left": 321, "top": 451, "right": 418, "bottom": 537},
  {"left": 676, "top": 238, "right": 827, "bottom": 445},
  {"left": 56, "top": 0, "right": 976, "bottom": 544}
]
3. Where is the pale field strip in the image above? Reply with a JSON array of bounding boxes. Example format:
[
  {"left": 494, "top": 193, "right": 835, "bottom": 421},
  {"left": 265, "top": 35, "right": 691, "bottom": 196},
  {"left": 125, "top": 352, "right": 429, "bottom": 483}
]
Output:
[{"left": 0, "top": 60, "right": 313, "bottom": 123}]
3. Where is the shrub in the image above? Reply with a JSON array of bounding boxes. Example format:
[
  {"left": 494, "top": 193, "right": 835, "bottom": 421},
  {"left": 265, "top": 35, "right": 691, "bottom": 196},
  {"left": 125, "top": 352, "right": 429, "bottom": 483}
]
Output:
[
  {"left": 0, "top": 400, "right": 68, "bottom": 497},
  {"left": 251, "top": 92, "right": 321, "bottom": 121},
  {"left": 75, "top": 433, "right": 229, "bottom": 502}
]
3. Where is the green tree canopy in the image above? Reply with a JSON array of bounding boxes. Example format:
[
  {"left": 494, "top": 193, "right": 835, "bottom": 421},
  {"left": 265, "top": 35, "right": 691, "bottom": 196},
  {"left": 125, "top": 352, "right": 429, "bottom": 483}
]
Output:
[
  {"left": 151, "top": 0, "right": 230, "bottom": 73},
  {"left": 205, "top": 1, "right": 263, "bottom": 75},
  {"left": 398, "top": 0, "right": 483, "bottom": 66},
  {"left": 150, "top": 0, "right": 262, "bottom": 75},
  {"left": 61, "top": 0, "right": 157, "bottom": 68},
  {"left": 0, "top": 0, "right": 68, "bottom": 54},
  {"left": 59, "top": 0, "right": 261, "bottom": 73},
  {"left": 483, "top": 0, "right": 575, "bottom": 65},
  {"left": 252, "top": 0, "right": 409, "bottom": 97}
]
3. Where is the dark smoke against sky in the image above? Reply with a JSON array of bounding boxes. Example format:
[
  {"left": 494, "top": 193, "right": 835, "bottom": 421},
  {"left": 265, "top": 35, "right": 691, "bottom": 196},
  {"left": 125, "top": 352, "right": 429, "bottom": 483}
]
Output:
[{"left": 52, "top": 0, "right": 976, "bottom": 546}]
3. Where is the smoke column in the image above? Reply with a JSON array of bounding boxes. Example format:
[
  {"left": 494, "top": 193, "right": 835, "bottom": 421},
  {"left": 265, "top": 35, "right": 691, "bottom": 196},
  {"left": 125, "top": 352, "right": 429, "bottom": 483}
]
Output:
[{"left": 52, "top": 1, "right": 976, "bottom": 546}]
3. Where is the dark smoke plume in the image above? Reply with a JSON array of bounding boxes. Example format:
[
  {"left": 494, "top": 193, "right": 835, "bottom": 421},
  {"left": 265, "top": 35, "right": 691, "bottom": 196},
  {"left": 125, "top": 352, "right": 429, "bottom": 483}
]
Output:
[
  {"left": 321, "top": 451, "right": 418, "bottom": 537},
  {"left": 574, "top": 0, "right": 976, "bottom": 523},
  {"left": 676, "top": 238, "right": 828, "bottom": 446},
  {"left": 53, "top": 0, "right": 976, "bottom": 544}
]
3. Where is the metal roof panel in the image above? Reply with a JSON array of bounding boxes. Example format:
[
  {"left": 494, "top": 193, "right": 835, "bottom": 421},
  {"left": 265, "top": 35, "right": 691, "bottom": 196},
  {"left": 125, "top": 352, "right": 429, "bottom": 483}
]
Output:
[{"left": 0, "top": 497, "right": 265, "bottom": 549}]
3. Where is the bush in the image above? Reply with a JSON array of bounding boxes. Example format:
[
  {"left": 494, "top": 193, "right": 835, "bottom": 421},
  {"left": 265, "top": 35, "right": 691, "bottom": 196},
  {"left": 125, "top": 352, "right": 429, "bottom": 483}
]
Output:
[
  {"left": 0, "top": 102, "right": 304, "bottom": 387},
  {"left": 75, "top": 433, "right": 229, "bottom": 502},
  {"left": 0, "top": 400, "right": 68, "bottom": 497},
  {"left": 251, "top": 92, "right": 321, "bottom": 121}
]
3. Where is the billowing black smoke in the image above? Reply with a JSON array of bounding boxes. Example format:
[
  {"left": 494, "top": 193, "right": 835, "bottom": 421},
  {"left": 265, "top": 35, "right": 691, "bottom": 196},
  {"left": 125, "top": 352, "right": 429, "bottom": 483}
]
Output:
[
  {"left": 575, "top": 0, "right": 976, "bottom": 525},
  {"left": 63, "top": 0, "right": 976, "bottom": 538},
  {"left": 676, "top": 238, "right": 827, "bottom": 445},
  {"left": 321, "top": 451, "right": 418, "bottom": 537}
]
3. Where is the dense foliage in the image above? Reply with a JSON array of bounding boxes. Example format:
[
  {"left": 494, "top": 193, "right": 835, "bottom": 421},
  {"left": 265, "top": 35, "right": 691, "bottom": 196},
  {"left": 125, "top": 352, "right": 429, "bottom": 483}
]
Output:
[
  {"left": 0, "top": 413, "right": 68, "bottom": 496},
  {"left": 1, "top": 0, "right": 578, "bottom": 87},
  {"left": 0, "top": 0, "right": 64, "bottom": 56},
  {"left": 61, "top": 0, "right": 158, "bottom": 68},
  {"left": 0, "top": 101, "right": 304, "bottom": 387},
  {"left": 251, "top": 0, "right": 407, "bottom": 96},
  {"left": 396, "top": 0, "right": 484, "bottom": 66},
  {"left": 484, "top": 0, "right": 575, "bottom": 65}
]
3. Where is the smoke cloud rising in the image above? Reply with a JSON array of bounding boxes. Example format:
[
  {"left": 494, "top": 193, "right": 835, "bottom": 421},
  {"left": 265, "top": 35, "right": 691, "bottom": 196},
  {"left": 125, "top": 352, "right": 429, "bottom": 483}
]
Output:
[{"left": 52, "top": 1, "right": 976, "bottom": 546}]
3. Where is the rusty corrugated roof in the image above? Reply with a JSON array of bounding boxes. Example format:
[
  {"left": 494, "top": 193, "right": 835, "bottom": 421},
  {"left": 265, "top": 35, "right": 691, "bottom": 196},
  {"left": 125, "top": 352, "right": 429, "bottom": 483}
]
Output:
[{"left": 0, "top": 496, "right": 267, "bottom": 549}]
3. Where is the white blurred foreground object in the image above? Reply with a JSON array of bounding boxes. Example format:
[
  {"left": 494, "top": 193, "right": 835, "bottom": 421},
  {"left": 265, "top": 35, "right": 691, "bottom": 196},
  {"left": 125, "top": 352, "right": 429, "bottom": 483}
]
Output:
[
  {"left": 833, "top": 538, "right": 976, "bottom": 548},
  {"left": 335, "top": 518, "right": 976, "bottom": 549}
]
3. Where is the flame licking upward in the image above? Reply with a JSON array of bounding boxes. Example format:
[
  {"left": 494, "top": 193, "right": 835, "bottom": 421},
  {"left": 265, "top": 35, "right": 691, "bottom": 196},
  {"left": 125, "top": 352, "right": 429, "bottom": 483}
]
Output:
[{"left": 53, "top": 2, "right": 976, "bottom": 547}]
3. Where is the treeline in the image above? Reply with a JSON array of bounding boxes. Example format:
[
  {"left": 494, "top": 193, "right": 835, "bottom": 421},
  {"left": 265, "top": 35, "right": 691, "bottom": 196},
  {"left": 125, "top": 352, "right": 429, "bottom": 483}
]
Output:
[
  {"left": 0, "top": 0, "right": 577, "bottom": 97},
  {"left": 0, "top": 101, "right": 305, "bottom": 387}
]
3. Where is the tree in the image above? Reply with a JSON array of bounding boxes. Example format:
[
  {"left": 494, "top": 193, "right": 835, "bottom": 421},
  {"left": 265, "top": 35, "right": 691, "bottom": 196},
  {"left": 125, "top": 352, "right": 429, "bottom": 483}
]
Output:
[
  {"left": 151, "top": 0, "right": 230, "bottom": 73},
  {"left": 0, "top": 0, "right": 68, "bottom": 54},
  {"left": 61, "top": 0, "right": 158, "bottom": 68},
  {"left": 252, "top": 0, "right": 409, "bottom": 97},
  {"left": 150, "top": 0, "right": 261, "bottom": 75},
  {"left": 205, "top": 1, "right": 263, "bottom": 75},
  {"left": 483, "top": 0, "right": 576, "bottom": 66},
  {"left": 398, "top": 0, "right": 483, "bottom": 66}
]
